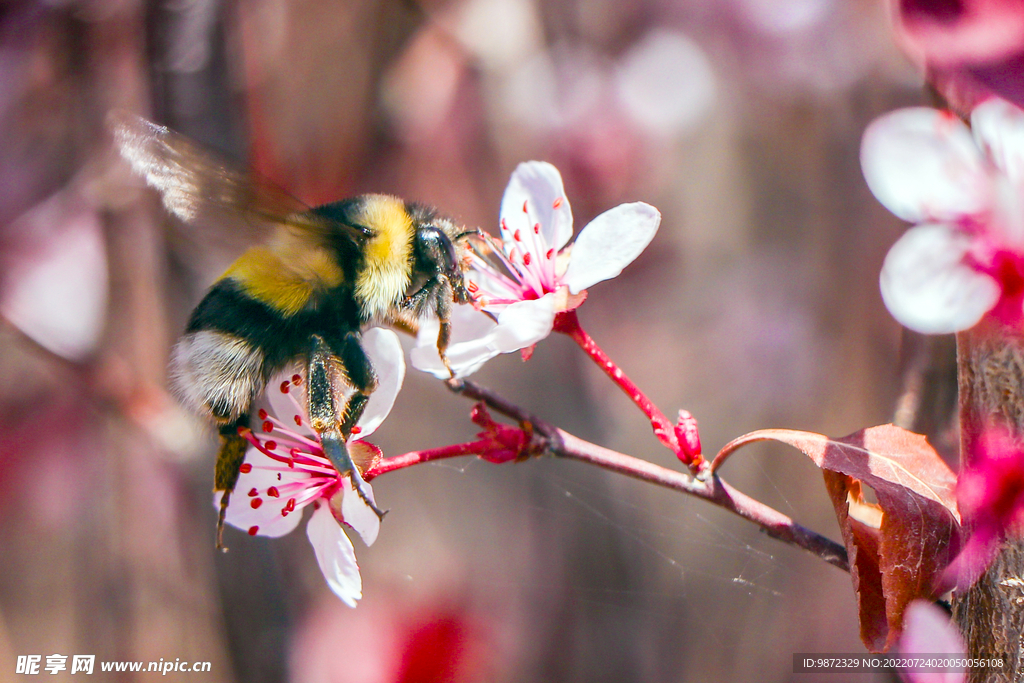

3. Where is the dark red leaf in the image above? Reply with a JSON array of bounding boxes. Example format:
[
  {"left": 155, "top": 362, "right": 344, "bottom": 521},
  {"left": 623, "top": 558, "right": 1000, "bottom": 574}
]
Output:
[{"left": 714, "top": 424, "right": 961, "bottom": 652}]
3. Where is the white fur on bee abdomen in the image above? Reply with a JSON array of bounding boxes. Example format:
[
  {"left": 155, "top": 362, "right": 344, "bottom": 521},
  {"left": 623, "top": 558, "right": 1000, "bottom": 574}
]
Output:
[{"left": 171, "top": 330, "right": 266, "bottom": 422}]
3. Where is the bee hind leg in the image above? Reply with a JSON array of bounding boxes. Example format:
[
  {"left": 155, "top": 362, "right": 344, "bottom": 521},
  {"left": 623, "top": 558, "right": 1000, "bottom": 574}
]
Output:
[
  {"left": 214, "top": 414, "right": 250, "bottom": 550},
  {"left": 307, "top": 334, "right": 385, "bottom": 520}
]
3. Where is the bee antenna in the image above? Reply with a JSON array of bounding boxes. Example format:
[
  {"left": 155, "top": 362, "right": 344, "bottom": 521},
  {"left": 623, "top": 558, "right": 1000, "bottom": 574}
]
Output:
[{"left": 453, "top": 228, "right": 483, "bottom": 241}]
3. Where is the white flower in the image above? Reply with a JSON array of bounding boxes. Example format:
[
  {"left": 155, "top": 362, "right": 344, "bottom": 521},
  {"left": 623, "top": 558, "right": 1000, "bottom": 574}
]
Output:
[
  {"left": 219, "top": 328, "right": 405, "bottom": 606},
  {"left": 861, "top": 98, "right": 1024, "bottom": 333},
  {"left": 412, "top": 161, "right": 660, "bottom": 377}
]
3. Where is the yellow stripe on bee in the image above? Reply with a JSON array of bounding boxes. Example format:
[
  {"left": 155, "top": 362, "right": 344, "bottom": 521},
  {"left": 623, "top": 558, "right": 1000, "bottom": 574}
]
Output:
[
  {"left": 355, "top": 195, "right": 414, "bottom": 319},
  {"left": 222, "top": 245, "right": 343, "bottom": 316}
]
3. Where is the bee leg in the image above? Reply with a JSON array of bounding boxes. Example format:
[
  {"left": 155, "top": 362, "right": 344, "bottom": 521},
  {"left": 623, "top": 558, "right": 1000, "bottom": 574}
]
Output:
[
  {"left": 434, "top": 281, "right": 455, "bottom": 378},
  {"left": 214, "top": 414, "right": 250, "bottom": 550},
  {"left": 307, "top": 334, "right": 385, "bottom": 520}
]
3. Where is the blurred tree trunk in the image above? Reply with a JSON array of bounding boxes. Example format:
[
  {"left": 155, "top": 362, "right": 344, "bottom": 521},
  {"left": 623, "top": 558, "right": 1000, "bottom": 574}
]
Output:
[{"left": 953, "top": 324, "right": 1024, "bottom": 683}]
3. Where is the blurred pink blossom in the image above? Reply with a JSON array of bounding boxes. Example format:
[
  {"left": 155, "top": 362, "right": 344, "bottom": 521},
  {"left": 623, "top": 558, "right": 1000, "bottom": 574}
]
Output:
[
  {"left": 0, "top": 189, "right": 108, "bottom": 361},
  {"left": 892, "top": 0, "right": 1024, "bottom": 112},
  {"left": 898, "top": 600, "right": 966, "bottom": 683},
  {"left": 221, "top": 327, "right": 404, "bottom": 606},
  {"left": 861, "top": 98, "right": 1024, "bottom": 333},
  {"left": 411, "top": 161, "right": 659, "bottom": 378},
  {"left": 942, "top": 428, "right": 1024, "bottom": 590}
]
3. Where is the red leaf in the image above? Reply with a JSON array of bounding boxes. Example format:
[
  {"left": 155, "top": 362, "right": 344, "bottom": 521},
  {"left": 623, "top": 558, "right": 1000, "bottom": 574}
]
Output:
[{"left": 713, "top": 424, "right": 961, "bottom": 652}]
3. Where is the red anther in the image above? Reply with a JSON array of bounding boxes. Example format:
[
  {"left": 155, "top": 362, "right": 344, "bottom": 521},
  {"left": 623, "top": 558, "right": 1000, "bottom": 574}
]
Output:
[
  {"left": 267, "top": 486, "right": 280, "bottom": 498},
  {"left": 262, "top": 420, "right": 274, "bottom": 433},
  {"left": 313, "top": 500, "right": 321, "bottom": 510},
  {"left": 292, "top": 374, "right": 302, "bottom": 385},
  {"left": 467, "top": 281, "right": 479, "bottom": 293},
  {"left": 281, "top": 508, "right": 289, "bottom": 517},
  {"left": 523, "top": 252, "right": 532, "bottom": 265},
  {"left": 240, "top": 463, "right": 252, "bottom": 474},
  {"left": 350, "top": 425, "right": 362, "bottom": 435},
  {"left": 500, "top": 218, "right": 508, "bottom": 231},
  {"left": 546, "top": 248, "right": 554, "bottom": 259},
  {"left": 248, "top": 526, "right": 259, "bottom": 535},
  {"left": 277, "top": 473, "right": 282, "bottom": 480},
  {"left": 258, "top": 409, "right": 268, "bottom": 420},
  {"left": 523, "top": 200, "right": 528, "bottom": 212},
  {"left": 294, "top": 415, "right": 302, "bottom": 426},
  {"left": 248, "top": 488, "right": 258, "bottom": 497},
  {"left": 533, "top": 223, "right": 540, "bottom": 234},
  {"left": 251, "top": 498, "right": 263, "bottom": 509},
  {"left": 265, "top": 440, "right": 277, "bottom": 451},
  {"left": 514, "top": 229, "right": 521, "bottom": 241},
  {"left": 285, "top": 498, "right": 296, "bottom": 512},
  {"left": 553, "top": 197, "right": 563, "bottom": 209},
  {"left": 280, "top": 381, "right": 291, "bottom": 394}
]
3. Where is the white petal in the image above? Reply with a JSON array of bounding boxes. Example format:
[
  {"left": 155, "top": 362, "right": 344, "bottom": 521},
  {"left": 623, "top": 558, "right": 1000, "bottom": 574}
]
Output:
[
  {"left": 499, "top": 161, "right": 574, "bottom": 251},
  {"left": 972, "top": 97, "right": 1024, "bottom": 184},
  {"left": 354, "top": 328, "right": 405, "bottom": 438},
  {"left": 561, "top": 202, "right": 660, "bottom": 293},
  {"left": 1, "top": 192, "right": 108, "bottom": 361},
  {"left": 880, "top": 223, "right": 1000, "bottom": 334},
  {"left": 307, "top": 504, "right": 362, "bottom": 607},
  {"left": 218, "top": 449, "right": 306, "bottom": 538},
  {"left": 861, "top": 108, "right": 991, "bottom": 223},
  {"left": 411, "top": 306, "right": 501, "bottom": 378},
  {"left": 337, "top": 478, "right": 380, "bottom": 546},
  {"left": 265, "top": 365, "right": 315, "bottom": 438},
  {"left": 491, "top": 296, "right": 556, "bottom": 352}
]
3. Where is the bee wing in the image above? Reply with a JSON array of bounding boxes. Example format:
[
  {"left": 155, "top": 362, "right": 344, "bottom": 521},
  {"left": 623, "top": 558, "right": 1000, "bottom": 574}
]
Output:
[{"left": 110, "top": 111, "right": 370, "bottom": 252}]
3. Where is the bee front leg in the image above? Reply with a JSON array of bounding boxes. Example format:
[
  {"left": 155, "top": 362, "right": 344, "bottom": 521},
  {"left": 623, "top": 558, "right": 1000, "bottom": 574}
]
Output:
[
  {"left": 307, "top": 334, "right": 384, "bottom": 520},
  {"left": 434, "top": 280, "right": 455, "bottom": 378}
]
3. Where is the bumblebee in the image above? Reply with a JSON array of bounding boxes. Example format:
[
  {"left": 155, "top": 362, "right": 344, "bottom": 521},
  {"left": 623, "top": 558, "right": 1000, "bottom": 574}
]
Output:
[{"left": 113, "top": 113, "right": 472, "bottom": 546}]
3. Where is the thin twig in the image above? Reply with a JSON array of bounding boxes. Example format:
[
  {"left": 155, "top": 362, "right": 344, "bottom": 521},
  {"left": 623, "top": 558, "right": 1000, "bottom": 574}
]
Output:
[{"left": 446, "top": 378, "right": 849, "bottom": 572}]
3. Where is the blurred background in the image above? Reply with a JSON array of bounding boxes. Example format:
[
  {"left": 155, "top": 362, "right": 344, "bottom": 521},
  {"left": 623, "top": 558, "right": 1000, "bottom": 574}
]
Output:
[{"left": 0, "top": 0, "right": 950, "bottom": 681}]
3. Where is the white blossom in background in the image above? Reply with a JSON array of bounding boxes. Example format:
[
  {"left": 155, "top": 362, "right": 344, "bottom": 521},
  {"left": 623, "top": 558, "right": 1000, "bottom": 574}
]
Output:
[
  {"left": 220, "top": 328, "right": 404, "bottom": 606},
  {"left": 0, "top": 190, "right": 108, "bottom": 361},
  {"left": 412, "top": 161, "right": 660, "bottom": 378},
  {"left": 861, "top": 98, "right": 1024, "bottom": 333}
]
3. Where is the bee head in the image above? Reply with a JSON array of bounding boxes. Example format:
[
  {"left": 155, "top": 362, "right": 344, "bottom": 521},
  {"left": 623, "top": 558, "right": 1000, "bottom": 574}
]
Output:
[{"left": 410, "top": 221, "right": 473, "bottom": 304}]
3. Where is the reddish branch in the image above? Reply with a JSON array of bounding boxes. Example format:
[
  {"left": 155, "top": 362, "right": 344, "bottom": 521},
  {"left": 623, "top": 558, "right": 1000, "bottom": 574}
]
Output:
[{"left": 366, "top": 377, "right": 849, "bottom": 572}]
